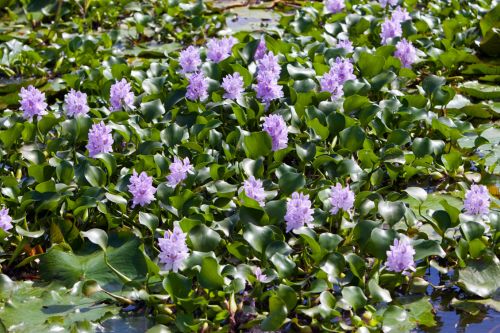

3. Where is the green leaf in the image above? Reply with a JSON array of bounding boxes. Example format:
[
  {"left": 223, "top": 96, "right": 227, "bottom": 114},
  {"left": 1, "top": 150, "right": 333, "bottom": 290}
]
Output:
[
  {"left": 163, "top": 272, "right": 192, "bottom": 299},
  {"left": 358, "top": 52, "right": 385, "bottom": 78},
  {"left": 198, "top": 257, "right": 224, "bottom": 290},
  {"left": 378, "top": 201, "right": 406, "bottom": 226},
  {"left": 307, "top": 118, "right": 330, "bottom": 140},
  {"left": 441, "top": 152, "right": 462, "bottom": 171},
  {"left": 382, "top": 305, "right": 416, "bottom": 333},
  {"left": 189, "top": 224, "right": 221, "bottom": 252},
  {"left": 270, "top": 253, "right": 296, "bottom": 278},
  {"left": 402, "top": 297, "right": 437, "bottom": 328},
  {"left": 0, "top": 280, "right": 119, "bottom": 332},
  {"left": 84, "top": 165, "right": 106, "bottom": 187},
  {"left": 458, "top": 256, "right": 500, "bottom": 298},
  {"left": 277, "top": 284, "right": 297, "bottom": 310},
  {"left": 278, "top": 171, "right": 306, "bottom": 195},
  {"left": 81, "top": 228, "right": 108, "bottom": 251},
  {"left": 339, "top": 126, "right": 365, "bottom": 152},
  {"left": 243, "top": 223, "right": 274, "bottom": 253},
  {"left": 231, "top": 63, "right": 253, "bottom": 87},
  {"left": 287, "top": 64, "right": 316, "bottom": 79},
  {"left": 341, "top": 286, "right": 367, "bottom": 311},
  {"left": 404, "top": 187, "right": 427, "bottom": 203},
  {"left": 40, "top": 231, "right": 147, "bottom": 291},
  {"left": 139, "top": 212, "right": 159, "bottom": 233},
  {"left": 368, "top": 277, "right": 392, "bottom": 302},
  {"left": 367, "top": 228, "right": 396, "bottom": 259},
  {"left": 423, "top": 75, "right": 446, "bottom": 95},
  {"left": 460, "top": 81, "right": 500, "bottom": 100},
  {"left": 413, "top": 240, "right": 445, "bottom": 260},
  {"left": 243, "top": 132, "right": 273, "bottom": 158},
  {"left": 343, "top": 95, "right": 371, "bottom": 113},
  {"left": 261, "top": 295, "right": 287, "bottom": 331},
  {"left": 140, "top": 99, "right": 166, "bottom": 122},
  {"left": 460, "top": 221, "right": 485, "bottom": 241}
]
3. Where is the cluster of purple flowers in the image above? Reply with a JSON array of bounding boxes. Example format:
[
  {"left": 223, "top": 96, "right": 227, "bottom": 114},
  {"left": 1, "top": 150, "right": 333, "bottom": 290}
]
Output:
[
  {"left": 167, "top": 157, "right": 194, "bottom": 187},
  {"left": 158, "top": 225, "right": 189, "bottom": 272},
  {"left": 206, "top": 36, "right": 237, "bottom": 63},
  {"left": 242, "top": 176, "right": 266, "bottom": 206},
  {"left": 463, "top": 184, "right": 490, "bottom": 216},
  {"left": 86, "top": 122, "right": 114, "bottom": 157},
  {"left": 320, "top": 57, "right": 356, "bottom": 100},
  {"left": 186, "top": 72, "right": 209, "bottom": 101},
  {"left": 222, "top": 72, "right": 244, "bottom": 100},
  {"left": 379, "top": 0, "right": 398, "bottom": 7},
  {"left": 19, "top": 85, "right": 47, "bottom": 120},
  {"left": 128, "top": 171, "right": 157, "bottom": 208},
  {"left": 285, "top": 192, "right": 314, "bottom": 232},
  {"left": 337, "top": 39, "right": 354, "bottom": 53},
  {"left": 254, "top": 52, "right": 283, "bottom": 104},
  {"left": 110, "top": 79, "right": 135, "bottom": 111},
  {"left": 385, "top": 238, "right": 416, "bottom": 274},
  {"left": 253, "top": 267, "right": 268, "bottom": 282},
  {"left": 380, "top": 7, "right": 411, "bottom": 45},
  {"left": 329, "top": 183, "right": 355, "bottom": 214},
  {"left": 324, "top": 0, "right": 345, "bottom": 14},
  {"left": 394, "top": 38, "right": 417, "bottom": 68},
  {"left": 254, "top": 37, "right": 267, "bottom": 61},
  {"left": 64, "top": 89, "right": 89, "bottom": 117},
  {"left": 0, "top": 207, "right": 13, "bottom": 232},
  {"left": 262, "top": 114, "right": 288, "bottom": 151},
  {"left": 179, "top": 46, "right": 201, "bottom": 74}
]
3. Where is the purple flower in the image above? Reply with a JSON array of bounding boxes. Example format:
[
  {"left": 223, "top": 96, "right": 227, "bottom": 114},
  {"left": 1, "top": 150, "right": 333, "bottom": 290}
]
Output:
[
  {"left": 254, "top": 71, "right": 284, "bottom": 104},
  {"left": 464, "top": 184, "right": 490, "bottom": 216},
  {"left": 186, "top": 72, "right": 209, "bottom": 101},
  {"left": 253, "top": 266, "right": 267, "bottom": 282},
  {"left": 337, "top": 39, "right": 354, "bottom": 53},
  {"left": 167, "top": 157, "right": 194, "bottom": 187},
  {"left": 379, "top": 0, "right": 398, "bottom": 7},
  {"left": 242, "top": 176, "right": 266, "bottom": 206},
  {"left": 285, "top": 192, "right": 314, "bottom": 232},
  {"left": 86, "top": 122, "right": 113, "bottom": 157},
  {"left": 385, "top": 238, "right": 416, "bottom": 274},
  {"left": 320, "top": 57, "right": 356, "bottom": 100},
  {"left": 64, "top": 89, "right": 89, "bottom": 117},
  {"left": 262, "top": 114, "right": 288, "bottom": 151},
  {"left": 179, "top": 46, "right": 201, "bottom": 74},
  {"left": 19, "top": 85, "right": 47, "bottom": 120},
  {"left": 257, "top": 52, "right": 281, "bottom": 78},
  {"left": 222, "top": 72, "right": 244, "bottom": 100},
  {"left": 206, "top": 36, "right": 237, "bottom": 63},
  {"left": 158, "top": 225, "right": 189, "bottom": 272},
  {"left": 324, "top": 0, "right": 345, "bottom": 13},
  {"left": 110, "top": 79, "right": 135, "bottom": 111},
  {"left": 128, "top": 170, "right": 157, "bottom": 208},
  {"left": 329, "top": 183, "right": 355, "bottom": 214},
  {"left": 394, "top": 38, "right": 417, "bottom": 68},
  {"left": 380, "top": 17, "right": 402, "bottom": 45},
  {"left": 392, "top": 6, "right": 411, "bottom": 23},
  {"left": 0, "top": 207, "right": 13, "bottom": 232},
  {"left": 380, "top": 7, "right": 410, "bottom": 45},
  {"left": 254, "top": 37, "right": 267, "bottom": 61}
]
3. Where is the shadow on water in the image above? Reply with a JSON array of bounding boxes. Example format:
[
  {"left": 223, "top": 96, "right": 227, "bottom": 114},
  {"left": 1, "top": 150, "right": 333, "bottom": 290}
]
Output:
[{"left": 416, "top": 266, "right": 500, "bottom": 333}]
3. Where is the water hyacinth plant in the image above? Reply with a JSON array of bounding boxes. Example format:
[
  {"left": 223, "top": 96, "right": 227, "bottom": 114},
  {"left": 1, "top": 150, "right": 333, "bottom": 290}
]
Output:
[{"left": 0, "top": 0, "right": 499, "bottom": 332}]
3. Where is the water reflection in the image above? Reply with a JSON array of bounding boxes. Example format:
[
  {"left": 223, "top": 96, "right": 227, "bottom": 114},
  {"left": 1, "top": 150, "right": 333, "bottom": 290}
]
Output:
[{"left": 97, "top": 315, "right": 154, "bottom": 333}]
